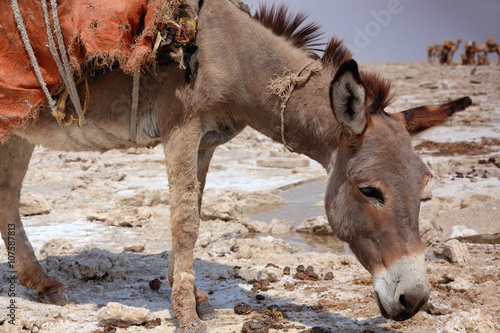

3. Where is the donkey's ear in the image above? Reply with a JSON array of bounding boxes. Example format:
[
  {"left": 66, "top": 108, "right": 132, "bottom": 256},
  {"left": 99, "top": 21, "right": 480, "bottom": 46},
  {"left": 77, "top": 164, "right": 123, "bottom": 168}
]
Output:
[
  {"left": 330, "top": 59, "right": 367, "bottom": 135},
  {"left": 396, "top": 97, "right": 472, "bottom": 135}
]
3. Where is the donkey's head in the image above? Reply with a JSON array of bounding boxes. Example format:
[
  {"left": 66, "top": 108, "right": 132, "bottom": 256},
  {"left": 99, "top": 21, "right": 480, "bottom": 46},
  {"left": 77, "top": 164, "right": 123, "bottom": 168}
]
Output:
[{"left": 325, "top": 59, "right": 472, "bottom": 321}]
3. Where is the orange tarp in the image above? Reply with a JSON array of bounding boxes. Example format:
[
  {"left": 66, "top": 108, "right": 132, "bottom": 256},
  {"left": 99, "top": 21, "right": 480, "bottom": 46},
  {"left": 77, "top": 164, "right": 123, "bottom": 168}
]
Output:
[{"left": 0, "top": 0, "right": 167, "bottom": 141}]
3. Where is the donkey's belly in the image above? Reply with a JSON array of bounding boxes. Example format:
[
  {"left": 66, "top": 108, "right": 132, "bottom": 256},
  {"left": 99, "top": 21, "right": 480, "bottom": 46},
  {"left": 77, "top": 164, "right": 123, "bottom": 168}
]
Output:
[{"left": 14, "top": 112, "right": 161, "bottom": 152}]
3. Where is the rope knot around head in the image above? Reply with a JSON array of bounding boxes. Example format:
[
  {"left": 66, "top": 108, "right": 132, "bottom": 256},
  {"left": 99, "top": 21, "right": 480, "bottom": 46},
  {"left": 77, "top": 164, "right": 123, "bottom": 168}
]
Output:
[{"left": 267, "top": 60, "right": 323, "bottom": 151}]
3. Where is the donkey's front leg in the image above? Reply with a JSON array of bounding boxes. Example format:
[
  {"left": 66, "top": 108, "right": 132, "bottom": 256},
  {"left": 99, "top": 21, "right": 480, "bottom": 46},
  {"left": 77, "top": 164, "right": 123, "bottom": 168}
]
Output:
[
  {"left": 0, "top": 136, "right": 67, "bottom": 305},
  {"left": 164, "top": 121, "right": 208, "bottom": 333}
]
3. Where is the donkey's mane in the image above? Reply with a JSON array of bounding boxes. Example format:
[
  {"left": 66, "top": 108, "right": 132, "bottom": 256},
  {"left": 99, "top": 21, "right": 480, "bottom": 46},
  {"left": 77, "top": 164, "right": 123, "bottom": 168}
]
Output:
[
  {"left": 252, "top": 4, "right": 324, "bottom": 53},
  {"left": 252, "top": 3, "right": 394, "bottom": 112}
]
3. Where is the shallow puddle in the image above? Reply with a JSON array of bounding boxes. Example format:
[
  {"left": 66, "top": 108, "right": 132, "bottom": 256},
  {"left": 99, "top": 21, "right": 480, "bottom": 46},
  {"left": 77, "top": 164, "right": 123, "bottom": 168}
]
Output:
[
  {"left": 248, "top": 179, "right": 346, "bottom": 253},
  {"left": 251, "top": 179, "right": 326, "bottom": 223}
]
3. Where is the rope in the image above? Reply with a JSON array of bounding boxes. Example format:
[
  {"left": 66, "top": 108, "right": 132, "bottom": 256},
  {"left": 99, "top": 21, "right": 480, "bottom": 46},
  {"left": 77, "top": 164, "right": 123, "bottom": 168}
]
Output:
[
  {"left": 268, "top": 60, "right": 322, "bottom": 152},
  {"left": 11, "top": 0, "right": 140, "bottom": 150},
  {"left": 48, "top": 0, "right": 139, "bottom": 147},
  {"left": 11, "top": 0, "right": 57, "bottom": 110},
  {"left": 130, "top": 71, "right": 140, "bottom": 142},
  {"left": 47, "top": 0, "right": 85, "bottom": 123},
  {"left": 42, "top": 0, "right": 104, "bottom": 150},
  {"left": 12, "top": 0, "right": 99, "bottom": 151}
]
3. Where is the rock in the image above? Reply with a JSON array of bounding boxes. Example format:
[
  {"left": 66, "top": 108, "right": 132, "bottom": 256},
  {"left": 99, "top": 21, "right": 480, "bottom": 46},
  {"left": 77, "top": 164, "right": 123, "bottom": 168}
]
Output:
[
  {"left": 447, "top": 277, "right": 473, "bottom": 292},
  {"left": 1, "top": 323, "right": 23, "bottom": 333},
  {"left": 115, "top": 189, "right": 170, "bottom": 207},
  {"left": 419, "top": 219, "right": 442, "bottom": 245},
  {"left": 310, "top": 327, "right": 332, "bottom": 333},
  {"left": 201, "top": 200, "right": 243, "bottom": 221},
  {"left": 234, "top": 302, "right": 252, "bottom": 315},
  {"left": 225, "top": 236, "right": 300, "bottom": 260},
  {"left": 324, "top": 272, "right": 334, "bottom": 280},
  {"left": 123, "top": 244, "right": 145, "bottom": 253},
  {"left": 238, "top": 218, "right": 270, "bottom": 233},
  {"left": 207, "top": 243, "right": 232, "bottom": 259},
  {"left": 115, "top": 189, "right": 169, "bottom": 207},
  {"left": 232, "top": 192, "right": 286, "bottom": 215},
  {"left": 256, "top": 157, "right": 309, "bottom": 169},
  {"left": 460, "top": 194, "right": 495, "bottom": 209},
  {"left": 259, "top": 266, "right": 283, "bottom": 283},
  {"left": 421, "top": 178, "right": 435, "bottom": 201},
  {"left": 339, "top": 255, "right": 358, "bottom": 266},
  {"left": 459, "top": 309, "right": 499, "bottom": 333},
  {"left": 86, "top": 213, "right": 108, "bottom": 222},
  {"left": 39, "top": 238, "right": 73, "bottom": 257},
  {"left": 196, "top": 221, "right": 249, "bottom": 249},
  {"left": 142, "top": 190, "right": 169, "bottom": 206},
  {"left": 233, "top": 244, "right": 254, "bottom": 260},
  {"left": 455, "top": 233, "right": 500, "bottom": 244},
  {"left": 450, "top": 225, "right": 478, "bottom": 239},
  {"left": 115, "top": 190, "right": 144, "bottom": 207},
  {"left": 97, "top": 302, "right": 153, "bottom": 326},
  {"left": 419, "top": 199, "right": 440, "bottom": 222},
  {"left": 436, "top": 200, "right": 500, "bottom": 242},
  {"left": 269, "top": 219, "right": 294, "bottom": 234},
  {"left": 20, "top": 192, "right": 50, "bottom": 216},
  {"left": 439, "top": 309, "right": 498, "bottom": 333},
  {"left": 144, "top": 318, "right": 162, "bottom": 329},
  {"left": 423, "top": 300, "right": 453, "bottom": 316},
  {"left": 252, "top": 278, "right": 271, "bottom": 292},
  {"left": 196, "top": 231, "right": 214, "bottom": 248},
  {"left": 296, "top": 216, "right": 333, "bottom": 235},
  {"left": 111, "top": 173, "right": 126, "bottom": 182},
  {"left": 104, "top": 207, "right": 151, "bottom": 228},
  {"left": 71, "top": 249, "right": 113, "bottom": 280},
  {"left": 442, "top": 239, "right": 470, "bottom": 264},
  {"left": 241, "top": 320, "right": 269, "bottom": 333}
]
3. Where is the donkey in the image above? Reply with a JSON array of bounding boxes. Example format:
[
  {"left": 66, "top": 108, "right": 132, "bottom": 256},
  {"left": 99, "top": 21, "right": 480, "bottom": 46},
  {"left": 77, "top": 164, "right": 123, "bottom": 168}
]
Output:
[{"left": 0, "top": 1, "right": 472, "bottom": 332}]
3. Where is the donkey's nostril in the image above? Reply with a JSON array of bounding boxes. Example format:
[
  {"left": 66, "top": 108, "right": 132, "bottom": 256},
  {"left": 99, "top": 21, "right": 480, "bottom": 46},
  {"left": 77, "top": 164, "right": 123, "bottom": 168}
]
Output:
[{"left": 399, "top": 294, "right": 409, "bottom": 309}]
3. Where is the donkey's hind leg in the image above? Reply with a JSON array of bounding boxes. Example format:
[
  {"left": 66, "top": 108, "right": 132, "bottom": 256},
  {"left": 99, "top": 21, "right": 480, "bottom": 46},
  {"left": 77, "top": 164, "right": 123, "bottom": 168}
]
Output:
[
  {"left": 196, "top": 147, "right": 215, "bottom": 211},
  {"left": 0, "top": 136, "right": 67, "bottom": 305},
  {"left": 193, "top": 147, "right": 216, "bottom": 320}
]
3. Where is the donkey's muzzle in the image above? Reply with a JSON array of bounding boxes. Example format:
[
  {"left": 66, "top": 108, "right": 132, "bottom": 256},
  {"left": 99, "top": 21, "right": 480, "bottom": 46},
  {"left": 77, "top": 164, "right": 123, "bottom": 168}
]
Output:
[
  {"left": 372, "top": 253, "right": 431, "bottom": 321},
  {"left": 375, "top": 282, "right": 430, "bottom": 321}
]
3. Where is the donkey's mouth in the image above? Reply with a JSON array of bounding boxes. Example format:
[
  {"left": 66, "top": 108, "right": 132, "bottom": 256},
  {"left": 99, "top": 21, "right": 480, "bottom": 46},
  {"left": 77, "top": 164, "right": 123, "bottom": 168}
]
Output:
[
  {"left": 374, "top": 291, "right": 390, "bottom": 319},
  {"left": 374, "top": 291, "right": 417, "bottom": 321}
]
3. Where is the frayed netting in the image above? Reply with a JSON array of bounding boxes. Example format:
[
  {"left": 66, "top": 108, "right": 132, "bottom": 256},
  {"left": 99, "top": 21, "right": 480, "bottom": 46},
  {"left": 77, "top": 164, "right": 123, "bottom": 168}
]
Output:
[
  {"left": 268, "top": 60, "right": 322, "bottom": 151},
  {"left": 1, "top": 0, "right": 193, "bottom": 142}
]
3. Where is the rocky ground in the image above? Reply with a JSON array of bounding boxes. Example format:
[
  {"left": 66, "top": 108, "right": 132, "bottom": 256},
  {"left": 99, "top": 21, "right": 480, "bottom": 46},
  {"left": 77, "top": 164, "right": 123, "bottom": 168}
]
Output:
[{"left": 0, "top": 62, "right": 499, "bottom": 333}]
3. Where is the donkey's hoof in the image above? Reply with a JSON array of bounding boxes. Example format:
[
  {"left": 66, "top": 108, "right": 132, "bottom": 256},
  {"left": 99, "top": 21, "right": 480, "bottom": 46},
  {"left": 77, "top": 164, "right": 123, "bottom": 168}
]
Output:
[
  {"left": 38, "top": 289, "right": 68, "bottom": 306},
  {"left": 177, "top": 319, "right": 207, "bottom": 333},
  {"left": 197, "top": 301, "right": 216, "bottom": 320}
]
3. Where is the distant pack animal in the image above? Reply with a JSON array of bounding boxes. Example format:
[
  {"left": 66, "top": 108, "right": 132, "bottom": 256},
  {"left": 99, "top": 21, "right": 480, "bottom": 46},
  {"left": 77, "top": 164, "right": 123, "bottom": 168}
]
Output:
[
  {"left": 0, "top": 1, "right": 472, "bottom": 332},
  {"left": 475, "top": 38, "right": 500, "bottom": 65}
]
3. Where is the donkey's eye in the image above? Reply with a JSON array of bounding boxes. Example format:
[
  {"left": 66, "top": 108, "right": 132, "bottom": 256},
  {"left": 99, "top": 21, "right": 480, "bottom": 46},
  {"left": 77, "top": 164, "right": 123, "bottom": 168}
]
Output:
[{"left": 359, "top": 186, "right": 385, "bottom": 206}]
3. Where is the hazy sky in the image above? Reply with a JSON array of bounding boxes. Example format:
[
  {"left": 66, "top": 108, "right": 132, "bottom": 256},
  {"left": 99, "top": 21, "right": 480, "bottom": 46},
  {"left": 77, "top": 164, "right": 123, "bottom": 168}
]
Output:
[{"left": 243, "top": 0, "right": 500, "bottom": 62}]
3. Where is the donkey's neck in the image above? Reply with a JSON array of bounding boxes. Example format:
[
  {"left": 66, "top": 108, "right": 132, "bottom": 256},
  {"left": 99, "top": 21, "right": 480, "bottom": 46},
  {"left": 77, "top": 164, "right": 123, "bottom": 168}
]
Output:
[
  {"left": 261, "top": 72, "right": 342, "bottom": 167},
  {"left": 197, "top": 0, "right": 341, "bottom": 167}
]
